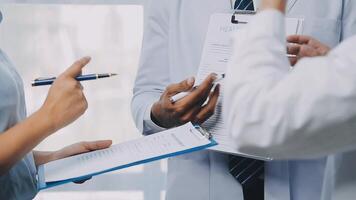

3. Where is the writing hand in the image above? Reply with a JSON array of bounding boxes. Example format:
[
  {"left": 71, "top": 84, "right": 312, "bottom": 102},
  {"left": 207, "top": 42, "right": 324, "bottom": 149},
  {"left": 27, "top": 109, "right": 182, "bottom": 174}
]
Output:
[{"left": 151, "top": 74, "right": 220, "bottom": 128}]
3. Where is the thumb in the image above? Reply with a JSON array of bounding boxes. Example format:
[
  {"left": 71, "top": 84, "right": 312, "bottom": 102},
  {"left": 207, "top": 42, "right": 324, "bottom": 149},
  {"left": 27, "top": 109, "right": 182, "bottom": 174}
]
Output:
[
  {"left": 63, "top": 56, "right": 91, "bottom": 78},
  {"left": 82, "top": 140, "right": 113, "bottom": 151}
]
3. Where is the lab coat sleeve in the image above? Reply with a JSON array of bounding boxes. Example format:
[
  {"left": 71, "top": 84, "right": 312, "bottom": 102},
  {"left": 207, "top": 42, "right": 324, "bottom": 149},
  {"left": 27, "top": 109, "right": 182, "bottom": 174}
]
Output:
[
  {"left": 131, "top": 0, "right": 169, "bottom": 135},
  {"left": 341, "top": 0, "right": 356, "bottom": 40},
  {"left": 224, "top": 9, "right": 356, "bottom": 160}
]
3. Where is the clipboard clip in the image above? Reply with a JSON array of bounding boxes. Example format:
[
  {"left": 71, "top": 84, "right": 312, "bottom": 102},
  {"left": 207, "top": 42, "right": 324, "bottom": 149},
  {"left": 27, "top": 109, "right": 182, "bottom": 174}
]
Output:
[
  {"left": 231, "top": 10, "right": 256, "bottom": 24},
  {"left": 193, "top": 124, "right": 212, "bottom": 140}
]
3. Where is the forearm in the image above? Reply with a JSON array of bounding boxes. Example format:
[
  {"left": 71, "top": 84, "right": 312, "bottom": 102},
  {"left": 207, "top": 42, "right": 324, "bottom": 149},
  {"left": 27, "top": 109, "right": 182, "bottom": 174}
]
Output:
[
  {"left": 0, "top": 109, "right": 54, "bottom": 174},
  {"left": 226, "top": 9, "right": 356, "bottom": 159},
  {"left": 260, "top": 0, "right": 286, "bottom": 13},
  {"left": 226, "top": 10, "right": 290, "bottom": 157}
]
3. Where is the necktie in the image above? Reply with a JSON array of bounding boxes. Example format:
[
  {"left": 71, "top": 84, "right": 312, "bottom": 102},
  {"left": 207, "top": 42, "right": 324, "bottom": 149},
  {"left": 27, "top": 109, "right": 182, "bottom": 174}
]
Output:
[
  {"left": 229, "top": 156, "right": 264, "bottom": 199},
  {"left": 234, "top": 0, "right": 255, "bottom": 11}
]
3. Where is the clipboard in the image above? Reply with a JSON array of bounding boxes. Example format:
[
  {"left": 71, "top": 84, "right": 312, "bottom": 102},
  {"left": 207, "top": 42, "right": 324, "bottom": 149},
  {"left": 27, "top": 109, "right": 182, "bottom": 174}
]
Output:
[
  {"left": 37, "top": 123, "right": 217, "bottom": 190},
  {"left": 195, "top": 11, "right": 304, "bottom": 161}
]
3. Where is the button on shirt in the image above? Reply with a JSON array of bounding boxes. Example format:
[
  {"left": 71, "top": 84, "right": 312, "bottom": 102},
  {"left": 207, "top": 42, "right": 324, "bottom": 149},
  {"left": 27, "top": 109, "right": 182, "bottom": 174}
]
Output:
[{"left": 0, "top": 48, "right": 38, "bottom": 199}]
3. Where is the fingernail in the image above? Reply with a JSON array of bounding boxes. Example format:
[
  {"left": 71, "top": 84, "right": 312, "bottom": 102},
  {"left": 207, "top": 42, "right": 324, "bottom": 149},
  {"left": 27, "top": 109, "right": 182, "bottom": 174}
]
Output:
[
  {"left": 211, "top": 73, "right": 218, "bottom": 80},
  {"left": 82, "top": 56, "right": 91, "bottom": 61},
  {"left": 187, "top": 77, "right": 195, "bottom": 85}
]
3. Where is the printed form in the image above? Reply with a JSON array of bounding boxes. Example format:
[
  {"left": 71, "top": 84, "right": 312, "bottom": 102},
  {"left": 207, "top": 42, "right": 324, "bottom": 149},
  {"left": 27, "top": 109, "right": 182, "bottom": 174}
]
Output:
[
  {"left": 197, "top": 13, "right": 303, "bottom": 159},
  {"left": 41, "top": 123, "right": 212, "bottom": 183}
]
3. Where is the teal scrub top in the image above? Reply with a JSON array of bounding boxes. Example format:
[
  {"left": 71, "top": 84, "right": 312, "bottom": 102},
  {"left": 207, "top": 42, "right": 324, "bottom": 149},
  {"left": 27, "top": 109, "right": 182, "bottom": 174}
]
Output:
[{"left": 0, "top": 12, "right": 38, "bottom": 200}]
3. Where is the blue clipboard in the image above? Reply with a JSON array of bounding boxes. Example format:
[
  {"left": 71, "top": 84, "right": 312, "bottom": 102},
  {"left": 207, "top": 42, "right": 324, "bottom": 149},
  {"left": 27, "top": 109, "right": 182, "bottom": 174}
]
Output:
[{"left": 37, "top": 124, "right": 217, "bottom": 190}]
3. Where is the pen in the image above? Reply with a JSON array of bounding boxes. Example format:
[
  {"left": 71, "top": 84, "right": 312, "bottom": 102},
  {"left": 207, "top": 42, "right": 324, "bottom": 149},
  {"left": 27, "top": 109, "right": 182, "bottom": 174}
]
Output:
[
  {"left": 31, "top": 73, "right": 118, "bottom": 87},
  {"left": 170, "top": 74, "right": 225, "bottom": 103},
  {"left": 287, "top": 54, "right": 298, "bottom": 58}
]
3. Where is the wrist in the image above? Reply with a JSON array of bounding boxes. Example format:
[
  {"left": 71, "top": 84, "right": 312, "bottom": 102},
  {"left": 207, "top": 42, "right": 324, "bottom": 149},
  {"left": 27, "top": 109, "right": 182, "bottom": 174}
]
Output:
[
  {"left": 35, "top": 106, "right": 57, "bottom": 135},
  {"left": 33, "top": 151, "right": 56, "bottom": 166},
  {"left": 151, "top": 103, "right": 164, "bottom": 127}
]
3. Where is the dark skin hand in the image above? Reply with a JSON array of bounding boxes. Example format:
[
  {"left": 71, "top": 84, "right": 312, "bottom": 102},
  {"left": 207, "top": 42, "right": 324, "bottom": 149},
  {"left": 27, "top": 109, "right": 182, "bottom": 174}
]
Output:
[
  {"left": 151, "top": 73, "right": 220, "bottom": 128},
  {"left": 287, "top": 35, "right": 331, "bottom": 66}
]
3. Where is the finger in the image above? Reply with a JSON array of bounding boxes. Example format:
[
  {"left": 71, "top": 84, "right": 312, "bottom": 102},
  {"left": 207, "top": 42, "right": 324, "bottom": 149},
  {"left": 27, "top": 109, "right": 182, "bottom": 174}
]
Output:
[
  {"left": 299, "top": 45, "right": 319, "bottom": 57},
  {"left": 63, "top": 56, "right": 91, "bottom": 78},
  {"left": 179, "top": 106, "right": 201, "bottom": 124},
  {"left": 81, "top": 94, "right": 88, "bottom": 114},
  {"left": 53, "top": 140, "right": 112, "bottom": 161},
  {"left": 193, "top": 84, "right": 220, "bottom": 124},
  {"left": 82, "top": 140, "right": 113, "bottom": 151},
  {"left": 289, "top": 57, "right": 298, "bottom": 66},
  {"left": 76, "top": 82, "right": 84, "bottom": 90},
  {"left": 287, "top": 44, "right": 301, "bottom": 55},
  {"left": 166, "top": 77, "right": 195, "bottom": 96},
  {"left": 178, "top": 73, "right": 217, "bottom": 110},
  {"left": 287, "top": 35, "right": 311, "bottom": 45}
]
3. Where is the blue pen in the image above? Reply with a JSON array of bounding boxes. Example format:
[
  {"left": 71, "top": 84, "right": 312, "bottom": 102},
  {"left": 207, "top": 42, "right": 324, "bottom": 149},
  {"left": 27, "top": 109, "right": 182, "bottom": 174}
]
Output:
[{"left": 31, "top": 73, "right": 117, "bottom": 87}]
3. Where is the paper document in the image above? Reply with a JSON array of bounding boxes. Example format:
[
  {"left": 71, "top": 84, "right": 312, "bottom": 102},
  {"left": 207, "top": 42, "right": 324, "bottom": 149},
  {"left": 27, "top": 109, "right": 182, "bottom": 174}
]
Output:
[
  {"left": 198, "top": 13, "right": 303, "bottom": 160},
  {"left": 38, "top": 123, "right": 216, "bottom": 189}
]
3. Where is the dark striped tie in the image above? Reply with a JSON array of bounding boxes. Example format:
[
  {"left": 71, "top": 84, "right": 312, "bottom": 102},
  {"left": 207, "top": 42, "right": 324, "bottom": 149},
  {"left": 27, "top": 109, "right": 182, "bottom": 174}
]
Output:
[
  {"left": 234, "top": 0, "right": 255, "bottom": 11},
  {"left": 229, "top": 3, "right": 263, "bottom": 199},
  {"left": 229, "top": 156, "right": 264, "bottom": 199}
]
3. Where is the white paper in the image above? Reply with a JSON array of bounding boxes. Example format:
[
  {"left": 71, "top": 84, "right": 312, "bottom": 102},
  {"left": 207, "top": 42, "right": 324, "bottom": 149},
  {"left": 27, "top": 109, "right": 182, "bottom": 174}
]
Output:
[
  {"left": 43, "top": 123, "right": 211, "bottom": 183},
  {"left": 198, "top": 13, "right": 303, "bottom": 159}
]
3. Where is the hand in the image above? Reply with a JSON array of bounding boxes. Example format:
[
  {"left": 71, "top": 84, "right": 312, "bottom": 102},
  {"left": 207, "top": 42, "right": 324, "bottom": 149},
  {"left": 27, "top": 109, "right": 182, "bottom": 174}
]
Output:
[
  {"left": 34, "top": 140, "right": 112, "bottom": 184},
  {"left": 287, "top": 35, "right": 331, "bottom": 66},
  {"left": 55, "top": 140, "right": 112, "bottom": 184},
  {"left": 39, "top": 57, "right": 91, "bottom": 133},
  {"left": 260, "top": 0, "right": 287, "bottom": 12},
  {"left": 34, "top": 140, "right": 113, "bottom": 166},
  {"left": 151, "top": 74, "right": 220, "bottom": 128}
]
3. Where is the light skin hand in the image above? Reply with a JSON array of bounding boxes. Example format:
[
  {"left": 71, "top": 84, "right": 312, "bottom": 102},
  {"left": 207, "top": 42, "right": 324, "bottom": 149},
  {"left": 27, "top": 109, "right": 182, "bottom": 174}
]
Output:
[
  {"left": 41, "top": 57, "right": 90, "bottom": 133},
  {"left": 151, "top": 73, "right": 220, "bottom": 128},
  {"left": 34, "top": 140, "right": 112, "bottom": 184},
  {"left": 287, "top": 35, "right": 331, "bottom": 66},
  {"left": 0, "top": 57, "right": 91, "bottom": 175},
  {"left": 34, "top": 140, "right": 113, "bottom": 166}
]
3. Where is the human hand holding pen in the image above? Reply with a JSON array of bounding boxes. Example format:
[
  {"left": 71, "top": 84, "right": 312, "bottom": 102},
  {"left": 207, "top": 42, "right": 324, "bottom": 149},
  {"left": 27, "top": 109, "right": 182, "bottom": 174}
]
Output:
[
  {"left": 39, "top": 57, "right": 90, "bottom": 133},
  {"left": 170, "top": 74, "right": 225, "bottom": 103},
  {"left": 151, "top": 73, "right": 220, "bottom": 128}
]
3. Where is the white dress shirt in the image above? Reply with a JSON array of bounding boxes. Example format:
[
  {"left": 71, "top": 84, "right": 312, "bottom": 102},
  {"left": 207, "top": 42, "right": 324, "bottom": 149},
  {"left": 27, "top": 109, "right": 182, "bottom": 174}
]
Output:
[{"left": 225, "top": 8, "right": 356, "bottom": 200}]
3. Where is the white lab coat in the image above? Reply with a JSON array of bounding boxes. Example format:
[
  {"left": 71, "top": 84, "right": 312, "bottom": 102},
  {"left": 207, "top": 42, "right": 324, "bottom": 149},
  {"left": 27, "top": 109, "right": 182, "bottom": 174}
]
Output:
[
  {"left": 131, "top": 0, "right": 356, "bottom": 200},
  {"left": 225, "top": 9, "right": 356, "bottom": 200}
]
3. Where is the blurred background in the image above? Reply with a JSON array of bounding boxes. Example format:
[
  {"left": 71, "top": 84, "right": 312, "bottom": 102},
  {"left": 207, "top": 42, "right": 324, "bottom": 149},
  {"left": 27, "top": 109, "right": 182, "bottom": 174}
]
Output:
[{"left": 0, "top": 1, "right": 167, "bottom": 199}]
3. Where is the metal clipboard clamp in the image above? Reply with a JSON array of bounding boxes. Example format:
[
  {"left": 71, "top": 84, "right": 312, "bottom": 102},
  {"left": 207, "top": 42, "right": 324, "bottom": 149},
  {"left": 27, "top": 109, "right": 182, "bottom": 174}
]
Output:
[
  {"left": 193, "top": 124, "right": 212, "bottom": 140},
  {"left": 231, "top": 10, "right": 256, "bottom": 24}
]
